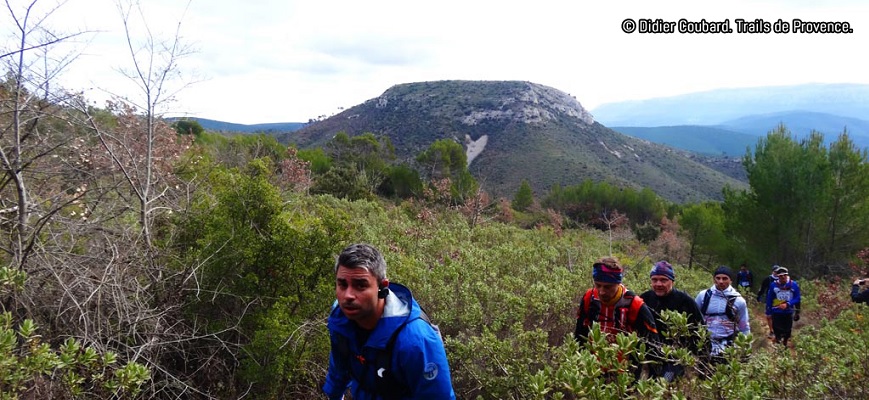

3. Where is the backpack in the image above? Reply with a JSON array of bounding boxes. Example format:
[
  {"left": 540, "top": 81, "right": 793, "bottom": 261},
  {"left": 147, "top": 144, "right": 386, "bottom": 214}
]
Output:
[
  {"left": 700, "top": 289, "right": 738, "bottom": 322},
  {"left": 335, "top": 308, "right": 437, "bottom": 399},
  {"left": 580, "top": 288, "right": 645, "bottom": 331}
]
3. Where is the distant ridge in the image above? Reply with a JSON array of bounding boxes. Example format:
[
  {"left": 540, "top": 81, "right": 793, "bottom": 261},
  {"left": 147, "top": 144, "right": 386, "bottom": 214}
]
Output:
[
  {"left": 169, "top": 117, "right": 306, "bottom": 133},
  {"left": 592, "top": 83, "right": 869, "bottom": 127},
  {"left": 610, "top": 111, "right": 869, "bottom": 156},
  {"left": 611, "top": 125, "right": 757, "bottom": 156},
  {"left": 718, "top": 111, "right": 869, "bottom": 143}
]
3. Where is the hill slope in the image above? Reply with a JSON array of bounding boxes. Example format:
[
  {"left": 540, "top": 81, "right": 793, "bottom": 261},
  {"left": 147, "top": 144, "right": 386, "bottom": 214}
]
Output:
[{"left": 281, "top": 80, "right": 746, "bottom": 203}]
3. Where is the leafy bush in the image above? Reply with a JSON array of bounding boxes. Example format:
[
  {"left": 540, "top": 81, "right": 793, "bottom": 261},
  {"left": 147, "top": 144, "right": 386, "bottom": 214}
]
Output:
[
  {"left": 176, "top": 159, "right": 353, "bottom": 397},
  {"left": 750, "top": 307, "right": 869, "bottom": 398},
  {"left": 2, "top": 268, "right": 149, "bottom": 399},
  {"left": 0, "top": 313, "right": 149, "bottom": 399}
]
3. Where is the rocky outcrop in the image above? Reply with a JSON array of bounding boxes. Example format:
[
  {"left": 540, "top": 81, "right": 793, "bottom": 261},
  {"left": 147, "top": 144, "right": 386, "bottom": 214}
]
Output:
[
  {"left": 518, "top": 82, "right": 595, "bottom": 125},
  {"left": 459, "top": 82, "right": 594, "bottom": 126},
  {"left": 465, "top": 134, "right": 488, "bottom": 165},
  {"left": 375, "top": 80, "right": 594, "bottom": 126}
]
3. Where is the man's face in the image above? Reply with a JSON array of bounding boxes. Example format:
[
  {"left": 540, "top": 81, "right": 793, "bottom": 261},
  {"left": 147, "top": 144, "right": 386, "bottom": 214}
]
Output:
[
  {"left": 777, "top": 273, "right": 788, "bottom": 284},
  {"left": 650, "top": 276, "right": 674, "bottom": 297},
  {"left": 336, "top": 266, "right": 382, "bottom": 328},
  {"left": 594, "top": 281, "right": 620, "bottom": 303},
  {"left": 714, "top": 274, "right": 731, "bottom": 291}
]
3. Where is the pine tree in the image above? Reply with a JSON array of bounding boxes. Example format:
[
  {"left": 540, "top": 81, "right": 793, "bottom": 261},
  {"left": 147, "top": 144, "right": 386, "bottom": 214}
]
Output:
[{"left": 512, "top": 180, "right": 534, "bottom": 211}]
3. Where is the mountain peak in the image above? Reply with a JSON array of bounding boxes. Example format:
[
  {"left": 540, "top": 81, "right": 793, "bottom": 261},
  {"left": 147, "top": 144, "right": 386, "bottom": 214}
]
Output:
[
  {"left": 374, "top": 80, "right": 594, "bottom": 126},
  {"left": 284, "top": 80, "right": 743, "bottom": 203}
]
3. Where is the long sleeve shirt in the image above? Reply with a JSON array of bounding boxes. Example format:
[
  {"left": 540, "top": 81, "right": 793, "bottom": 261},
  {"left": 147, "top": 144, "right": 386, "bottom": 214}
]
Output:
[{"left": 766, "top": 278, "right": 801, "bottom": 315}]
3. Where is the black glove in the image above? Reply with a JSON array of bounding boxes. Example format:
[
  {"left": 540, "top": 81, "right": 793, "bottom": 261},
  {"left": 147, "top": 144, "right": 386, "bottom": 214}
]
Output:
[{"left": 793, "top": 313, "right": 800, "bottom": 322}]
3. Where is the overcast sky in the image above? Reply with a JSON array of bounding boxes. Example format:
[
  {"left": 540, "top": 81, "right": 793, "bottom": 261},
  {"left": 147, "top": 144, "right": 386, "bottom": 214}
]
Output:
[{"left": 3, "top": 0, "right": 868, "bottom": 124}]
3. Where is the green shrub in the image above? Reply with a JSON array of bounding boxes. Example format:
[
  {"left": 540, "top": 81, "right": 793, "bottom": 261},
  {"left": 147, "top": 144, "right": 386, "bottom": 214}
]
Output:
[
  {"left": 0, "top": 313, "right": 149, "bottom": 399},
  {"left": 176, "top": 160, "right": 353, "bottom": 397}
]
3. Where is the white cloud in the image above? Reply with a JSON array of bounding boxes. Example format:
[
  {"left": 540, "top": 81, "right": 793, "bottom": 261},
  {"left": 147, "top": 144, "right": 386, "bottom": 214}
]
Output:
[{"left": 3, "top": 0, "right": 868, "bottom": 124}]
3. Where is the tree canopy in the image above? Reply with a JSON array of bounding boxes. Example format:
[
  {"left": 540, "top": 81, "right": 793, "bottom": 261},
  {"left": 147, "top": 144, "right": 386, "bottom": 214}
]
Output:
[{"left": 723, "top": 124, "right": 869, "bottom": 276}]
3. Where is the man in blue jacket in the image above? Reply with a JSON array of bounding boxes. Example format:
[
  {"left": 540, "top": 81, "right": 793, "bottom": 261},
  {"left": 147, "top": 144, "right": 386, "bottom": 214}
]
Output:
[
  {"left": 323, "top": 243, "right": 455, "bottom": 400},
  {"left": 756, "top": 265, "right": 782, "bottom": 339},
  {"left": 853, "top": 278, "right": 869, "bottom": 304},
  {"left": 735, "top": 263, "right": 753, "bottom": 292},
  {"left": 765, "top": 267, "right": 801, "bottom": 347}
]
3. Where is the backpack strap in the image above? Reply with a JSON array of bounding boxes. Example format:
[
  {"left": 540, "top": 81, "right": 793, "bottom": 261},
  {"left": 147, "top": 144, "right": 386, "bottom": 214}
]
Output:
[
  {"left": 580, "top": 288, "right": 643, "bottom": 330},
  {"left": 372, "top": 318, "right": 418, "bottom": 399},
  {"left": 580, "top": 288, "right": 597, "bottom": 326},
  {"left": 374, "top": 305, "right": 441, "bottom": 398},
  {"left": 724, "top": 296, "right": 736, "bottom": 321},
  {"left": 333, "top": 317, "right": 422, "bottom": 399},
  {"left": 624, "top": 293, "right": 644, "bottom": 327},
  {"left": 701, "top": 289, "right": 713, "bottom": 315},
  {"left": 702, "top": 290, "right": 738, "bottom": 322},
  {"left": 613, "top": 291, "right": 643, "bottom": 329}
]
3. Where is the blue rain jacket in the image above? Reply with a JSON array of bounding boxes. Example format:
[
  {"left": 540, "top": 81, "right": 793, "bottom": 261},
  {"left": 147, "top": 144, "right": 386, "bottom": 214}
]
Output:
[
  {"left": 323, "top": 283, "right": 455, "bottom": 400},
  {"left": 766, "top": 278, "right": 801, "bottom": 315}
]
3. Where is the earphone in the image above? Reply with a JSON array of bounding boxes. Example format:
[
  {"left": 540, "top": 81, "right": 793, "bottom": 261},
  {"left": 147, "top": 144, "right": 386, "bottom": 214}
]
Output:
[{"left": 377, "top": 279, "right": 389, "bottom": 298}]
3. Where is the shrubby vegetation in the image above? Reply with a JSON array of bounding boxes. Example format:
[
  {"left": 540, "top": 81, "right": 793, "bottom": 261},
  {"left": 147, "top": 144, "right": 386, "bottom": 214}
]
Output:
[
  {"left": 174, "top": 158, "right": 352, "bottom": 397},
  {"left": 542, "top": 180, "right": 668, "bottom": 231},
  {"left": 1, "top": 269, "right": 149, "bottom": 398}
]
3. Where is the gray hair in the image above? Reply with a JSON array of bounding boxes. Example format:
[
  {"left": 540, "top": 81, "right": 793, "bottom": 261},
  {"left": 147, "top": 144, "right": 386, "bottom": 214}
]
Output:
[{"left": 334, "top": 243, "right": 387, "bottom": 282}]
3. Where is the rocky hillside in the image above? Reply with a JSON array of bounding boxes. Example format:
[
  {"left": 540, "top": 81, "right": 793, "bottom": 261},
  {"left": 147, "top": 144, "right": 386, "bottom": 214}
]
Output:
[{"left": 281, "top": 80, "right": 746, "bottom": 203}]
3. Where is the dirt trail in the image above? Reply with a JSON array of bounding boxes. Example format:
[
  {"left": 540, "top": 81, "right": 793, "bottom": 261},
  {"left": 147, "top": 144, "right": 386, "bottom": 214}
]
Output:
[{"left": 745, "top": 293, "right": 806, "bottom": 350}]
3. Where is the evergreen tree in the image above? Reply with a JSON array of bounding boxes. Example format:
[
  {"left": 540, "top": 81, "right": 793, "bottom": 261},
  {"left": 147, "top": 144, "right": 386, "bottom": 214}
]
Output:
[
  {"left": 512, "top": 180, "right": 534, "bottom": 211},
  {"left": 172, "top": 118, "right": 205, "bottom": 136},
  {"left": 724, "top": 125, "right": 869, "bottom": 275},
  {"left": 416, "top": 139, "right": 467, "bottom": 181},
  {"left": 417, "top": 139, "right": 479, "bottom": 203},
  {"left": 819, "top": 131, "right": 869, "bottom": 271},
  {"left": 679, "top": 202, "right": 727, "bottom": 267},
  {"left": 313, "top": 132, "right": 396, "bottom": 199}
]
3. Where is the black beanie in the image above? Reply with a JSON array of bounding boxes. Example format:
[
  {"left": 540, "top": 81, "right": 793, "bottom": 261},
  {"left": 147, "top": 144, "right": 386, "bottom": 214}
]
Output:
[{"left": 713, "top": 265, "right": 734, "bottom": 280}]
